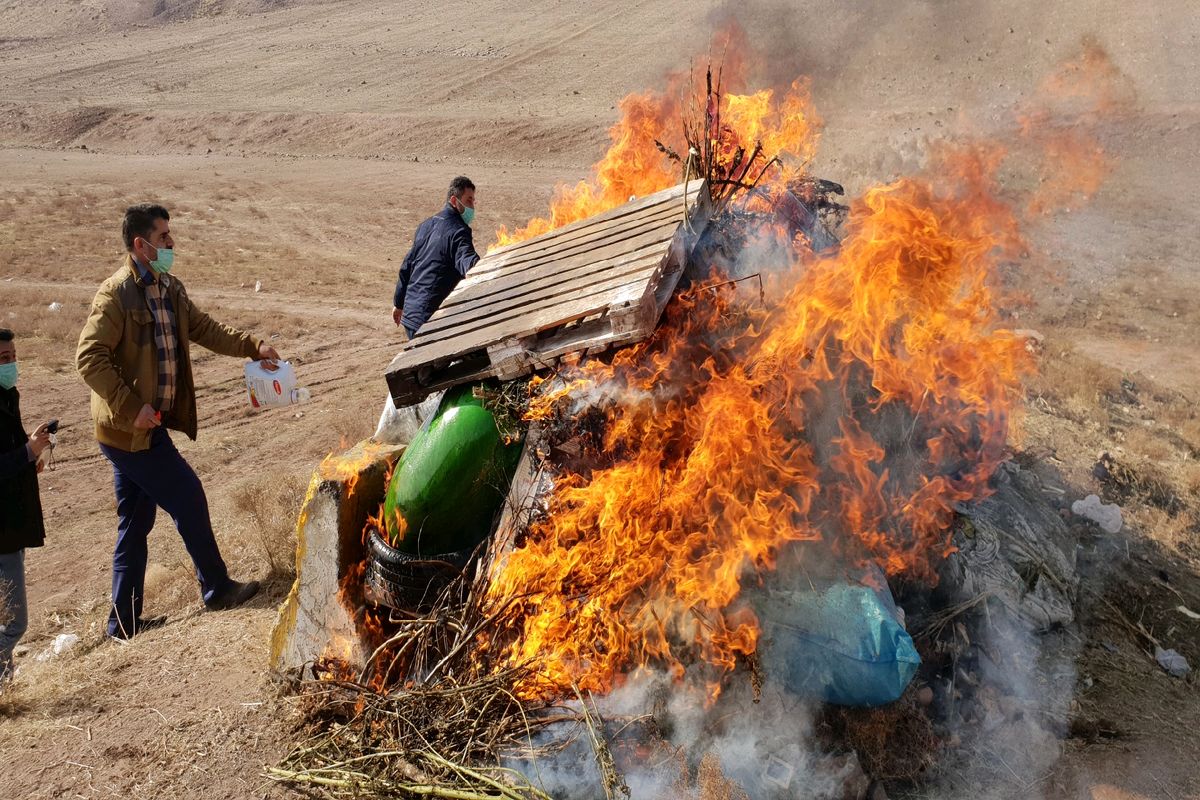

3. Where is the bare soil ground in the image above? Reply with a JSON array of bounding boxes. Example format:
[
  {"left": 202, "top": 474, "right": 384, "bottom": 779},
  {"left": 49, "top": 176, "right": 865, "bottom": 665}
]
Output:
[{"left": 0, "top": 2, "right": 1197, "bottom": 798}]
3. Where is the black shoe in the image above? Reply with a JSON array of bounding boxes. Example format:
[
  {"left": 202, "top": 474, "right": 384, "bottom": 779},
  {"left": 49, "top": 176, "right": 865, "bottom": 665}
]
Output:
[
  {"left": 108, "top": 615, "right": 168, "bottom": 641},
  {"left": 205, "top": 579, "right": 260, "bottom": 611}
]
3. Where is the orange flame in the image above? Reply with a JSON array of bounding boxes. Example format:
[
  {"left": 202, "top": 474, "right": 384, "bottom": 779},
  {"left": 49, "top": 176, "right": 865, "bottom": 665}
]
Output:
[
  {"left": 492, "top": 26, "right": 820, "bottom": 248},
  {"left": 318, "top": 440, "right": 392, "bottom": 498},
  {"left": 389, "top": 34, "right": 1117, "bottom": 708},
  {"left": 483, "top": 133, "right": 1034, "bottom": 700}
]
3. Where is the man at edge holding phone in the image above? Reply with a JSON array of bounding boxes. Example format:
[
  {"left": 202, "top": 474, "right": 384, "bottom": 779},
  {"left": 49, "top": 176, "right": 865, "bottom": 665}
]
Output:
[{"left": 0, "top": 328, "right": 51, "bottom": 685}]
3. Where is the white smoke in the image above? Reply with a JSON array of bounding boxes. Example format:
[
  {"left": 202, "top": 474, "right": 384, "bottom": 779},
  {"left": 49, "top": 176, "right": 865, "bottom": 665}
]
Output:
[{"left": 508, "top": 668, "right": 863, "bottom": 800}]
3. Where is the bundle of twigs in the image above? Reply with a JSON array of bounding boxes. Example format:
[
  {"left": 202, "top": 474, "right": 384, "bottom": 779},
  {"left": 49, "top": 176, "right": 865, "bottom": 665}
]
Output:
[
  {"left": 272, "top": 671, "right": 551, "bottom": 799},
  {"left": 472, "top": 379, "right": 532, "bottom": 446},
  {"left": 270, "top": 546, "right": 633, "bottom": 799},
  {"left": 271, "top": 565, "right": 548, "bottom": 794},
  {"left": 655, "top": 65, "right": 780, "bottom": 218}
]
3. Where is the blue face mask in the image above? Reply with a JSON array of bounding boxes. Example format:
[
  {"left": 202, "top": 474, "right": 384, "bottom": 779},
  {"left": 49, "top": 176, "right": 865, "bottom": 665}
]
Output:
[{"left": 0, "top": 361, "right": 17, "bottom": 390}]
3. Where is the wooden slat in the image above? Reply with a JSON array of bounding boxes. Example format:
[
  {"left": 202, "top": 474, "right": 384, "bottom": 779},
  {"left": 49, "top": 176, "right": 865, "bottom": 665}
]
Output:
[
  {"left": 452, "top": 212, "right": 680, "bottom": 302},
  {"left": 480, "top": 182, "right": 696, "bottom": 263},
  {"left": 397, "top": 274, "right": 651, "bottom": 365},
  {"left": 385, "top": 181, "right": 710, "bottom": 406},
  {"left": 432, "top": 223, "right": 680, "bottom": 315},
  {"left": 419, "top": 250, "right": 665, "bottom": 337},
  {"left": 466, "top": 198, "right": 689, "bottom": 281}
]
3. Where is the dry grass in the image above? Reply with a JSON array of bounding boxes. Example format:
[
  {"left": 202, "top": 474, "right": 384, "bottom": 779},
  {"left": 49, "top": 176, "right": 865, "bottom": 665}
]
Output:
[
  {"left": 0, "top": 183, "right": 367, "bottom": 294},
  {"left": 0, "top": 596, "right": 125, "bottom": 718},
  {"left": 0, "top": 602, "right": 288, "bottom": 797},
  {"left": 0, "top": 574, "right": 14, "bottom": 639},
  {"left": 0, "top": 285, "right": 91, "bottom": 371},
  {"left": 1181, "top": 461, "right": 1200, "bottom": 499},
  {"left": 1026, "top": 346, "right": 1124, "bottom": 424},
  {"left": 229, "top": 472, "right": 309, "bottom": 590},
  {"left": 1161, "top": 406, "right": 1200, "bottom": 456},
  {"left": 208, "top": 307, "right": 315, "bottom": 343},
  {"left": 818, "top": 687, "right": 937, "bottom": 782},
  {"left": 1023, "top": 333, "right": 1200, "bottom": 562},
  {"left": 1120, "top": 424, "right": 1177, "bottom": 463},
  {"left": 1133, "top": 507, "right": 1195, "bottom": 555}
]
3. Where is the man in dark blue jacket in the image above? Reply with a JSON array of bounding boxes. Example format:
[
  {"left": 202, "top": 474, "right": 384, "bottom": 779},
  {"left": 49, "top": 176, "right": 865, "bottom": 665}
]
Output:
[{"left": 392, "top": 176, "right": 481, "bottom": 339}]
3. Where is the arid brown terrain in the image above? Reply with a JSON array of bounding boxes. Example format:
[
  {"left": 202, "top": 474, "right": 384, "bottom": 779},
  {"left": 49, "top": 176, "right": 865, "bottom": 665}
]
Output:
[{"left": 0, "top": 1, "right": 1197, "bottom": 798}]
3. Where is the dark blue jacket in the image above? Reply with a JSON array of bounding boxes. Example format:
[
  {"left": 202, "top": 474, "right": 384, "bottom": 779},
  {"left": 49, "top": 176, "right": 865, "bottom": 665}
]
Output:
[
  {"left": 0, "top": 387, "right": 45, "bottom": 554},
  {"left": 393, "top": 204, "right": 480, "bottom": 335}
]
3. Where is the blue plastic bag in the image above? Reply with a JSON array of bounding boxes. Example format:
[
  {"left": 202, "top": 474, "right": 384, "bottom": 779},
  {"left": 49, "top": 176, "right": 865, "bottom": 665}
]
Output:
[{"left": 759, "top": 576, "right": 920, "bottom": 707}]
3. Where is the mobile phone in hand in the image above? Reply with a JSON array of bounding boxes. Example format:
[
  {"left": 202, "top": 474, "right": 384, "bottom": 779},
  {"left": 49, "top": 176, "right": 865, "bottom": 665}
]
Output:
[{"left": 46, "top": 419, "right": 59, "bottom": 434}]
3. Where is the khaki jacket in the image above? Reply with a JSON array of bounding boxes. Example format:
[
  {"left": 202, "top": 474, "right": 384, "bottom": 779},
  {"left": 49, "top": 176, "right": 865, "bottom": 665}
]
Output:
[{"left": 77, "top": 256, "right": 261, "bottom": 452}]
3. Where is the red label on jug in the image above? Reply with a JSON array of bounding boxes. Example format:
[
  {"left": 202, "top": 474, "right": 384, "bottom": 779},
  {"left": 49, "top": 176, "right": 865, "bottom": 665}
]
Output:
[{"left": 273, "top": 380, "right": 282, "bottom": 395}]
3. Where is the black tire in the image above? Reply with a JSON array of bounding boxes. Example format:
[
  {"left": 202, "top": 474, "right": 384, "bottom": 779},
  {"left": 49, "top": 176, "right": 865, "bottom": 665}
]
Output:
[
  {"left": 367, "top": 527, "right": 474, "bottom": 570},
  {"left": 364, "top": 528, "right": 476, "bottom": 612}
]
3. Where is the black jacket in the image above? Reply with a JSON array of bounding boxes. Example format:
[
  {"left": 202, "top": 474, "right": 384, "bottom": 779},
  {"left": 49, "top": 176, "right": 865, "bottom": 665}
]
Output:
[
  {"left": 0, "top": 387, "right": 45, "bottom": 554},
  {"left": 393, "top": 204, "right": 480, "bottom": 334}
]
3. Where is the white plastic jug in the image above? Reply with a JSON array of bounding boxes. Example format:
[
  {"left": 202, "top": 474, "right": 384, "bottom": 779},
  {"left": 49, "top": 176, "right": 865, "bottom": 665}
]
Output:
[{"left": 244, "top": 360, "right": 309, "bottom": 409}]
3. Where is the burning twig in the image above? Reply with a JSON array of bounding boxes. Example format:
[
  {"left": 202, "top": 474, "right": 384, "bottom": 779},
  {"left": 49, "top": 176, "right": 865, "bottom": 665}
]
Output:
[
  {"left": 654, "top": 139, "right": 681, "bottom": 163},
  {"left": 573, "top": 686, "right": 630, "bottom": 800},
  {"left": 276, "top": 564, "right": 558, "bottom": 799}
]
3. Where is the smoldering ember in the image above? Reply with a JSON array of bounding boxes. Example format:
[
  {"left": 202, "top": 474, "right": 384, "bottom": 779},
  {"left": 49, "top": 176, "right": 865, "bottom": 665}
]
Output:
[
  {"left": 3, "top": 6, "right": 1198, "bottom": 800},
  {"left": 259, "top": 33, "right": 1152, "bottom": 800}
]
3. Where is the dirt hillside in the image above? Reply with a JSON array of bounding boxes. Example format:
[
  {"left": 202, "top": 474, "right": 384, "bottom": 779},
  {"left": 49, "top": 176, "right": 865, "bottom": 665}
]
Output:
[{"left": 0, "top": 1, "right": 1197, "bottom": 798}]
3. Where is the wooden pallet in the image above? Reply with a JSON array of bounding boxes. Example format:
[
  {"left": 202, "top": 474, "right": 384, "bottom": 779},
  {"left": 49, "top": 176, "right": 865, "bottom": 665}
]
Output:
[{"left": 385, "top": 181, "right": 711, "bottom": 407}]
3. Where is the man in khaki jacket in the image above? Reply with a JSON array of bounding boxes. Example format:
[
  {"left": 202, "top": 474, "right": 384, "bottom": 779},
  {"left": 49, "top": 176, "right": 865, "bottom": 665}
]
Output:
[{"left": 78, "top": 204, "right": 280, "bottom": 639}]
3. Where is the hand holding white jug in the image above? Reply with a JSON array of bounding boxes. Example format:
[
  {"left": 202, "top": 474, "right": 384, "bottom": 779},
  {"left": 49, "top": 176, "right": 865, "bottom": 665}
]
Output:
[{"left": 245, "top": 360, "right": 310, "bottom": 409}]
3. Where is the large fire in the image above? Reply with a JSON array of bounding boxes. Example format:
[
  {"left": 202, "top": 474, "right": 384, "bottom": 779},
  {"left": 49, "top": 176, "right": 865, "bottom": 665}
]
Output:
[
  {"left": 479, "top": 33, "right": 1052, "bottom": 701},
  {"left": 486, "top": 163, "right": 1031, "bottom": 700}
]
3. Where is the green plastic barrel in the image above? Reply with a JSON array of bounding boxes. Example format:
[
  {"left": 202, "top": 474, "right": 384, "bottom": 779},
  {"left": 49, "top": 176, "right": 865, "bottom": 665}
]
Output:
[{"left": 383, "top": 383, "right": 523, "bottom": 555}]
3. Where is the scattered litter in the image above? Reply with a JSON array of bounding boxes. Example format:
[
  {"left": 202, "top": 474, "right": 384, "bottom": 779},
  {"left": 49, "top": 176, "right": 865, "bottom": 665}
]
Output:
[
  {"left": 1071, "top": 494, "right": 1122, "bottom": 533},
  {"left": 254, "top": 280, "right": 262, "bottom": 292},
  {"left": 1177, "top": 606, "right": 1200, "bottom": 621},
  {"left": 760, "top": 572, "right": 921, "bottom": 707},
  {"left": 47, "top": 301, "right": 62, "bottom": 312},
  {"left": 1154, "top": 646, "right": 1191, "bottom": 678},
  {"left": 1012, "top": 328, "right": 1044, "bottom": 354},
  {"left": 36, "top": 633, "right": 81, "bottom": 662},
  {"left": 53, "top": 633, "right": 80, "bottom": 654}
]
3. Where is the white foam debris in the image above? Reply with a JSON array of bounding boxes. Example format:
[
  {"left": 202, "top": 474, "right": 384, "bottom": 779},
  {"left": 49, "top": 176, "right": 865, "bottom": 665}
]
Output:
[{"left": 1070, "top": 494, "right": 1122, "bottom": 533}]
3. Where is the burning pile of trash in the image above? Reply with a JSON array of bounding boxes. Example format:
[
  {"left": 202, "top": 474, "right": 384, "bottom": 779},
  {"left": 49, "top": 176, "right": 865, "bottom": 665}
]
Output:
[{"left": 269, "top": 31, "right": 1117, "bottom": 800}]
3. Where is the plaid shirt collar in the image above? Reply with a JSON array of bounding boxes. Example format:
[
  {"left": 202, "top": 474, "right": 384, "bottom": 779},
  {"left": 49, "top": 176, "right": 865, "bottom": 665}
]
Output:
[{"left": 131, "top": 255, "right": 171, "bottom": 289}]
